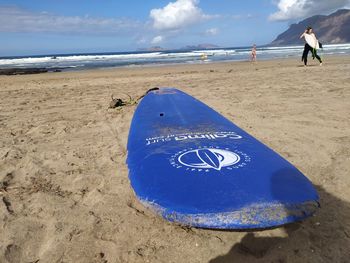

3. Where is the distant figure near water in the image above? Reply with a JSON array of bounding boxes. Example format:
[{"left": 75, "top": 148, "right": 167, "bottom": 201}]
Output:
[
  {"left": 300, "top": 26, "right": 323, "bottom": 66},
  {"left": 251, "top": 44, "right": 257, "bottom": 62},
  {"left": 200, "top": 53, "right": 208, "bottom": 61}
]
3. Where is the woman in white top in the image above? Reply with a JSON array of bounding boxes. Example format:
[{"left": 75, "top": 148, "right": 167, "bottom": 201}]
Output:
[{"left": 300, "top": 26, "right": 323, "bottom": 66}]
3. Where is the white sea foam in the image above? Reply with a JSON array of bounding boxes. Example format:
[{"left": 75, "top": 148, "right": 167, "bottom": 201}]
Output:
[
  {"left": 0, "top": 56, "right": 53, "bottom": 65},
  {"left": 0, "top": 52, "right": 165, "bottom": 66},
  {"left": 323, "top": 44, "right": 350, "bottom": 50},
  {"left": 264, "top": 45, "right": 303, "bottom": 50},
  {"left": 193, "top": 49, "right": 236, "bottom": 55}
]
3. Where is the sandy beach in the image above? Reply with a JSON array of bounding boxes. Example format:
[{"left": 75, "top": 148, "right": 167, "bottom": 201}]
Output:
[{"left": 1, "top": 56, "right": 350, "bottom": 263}]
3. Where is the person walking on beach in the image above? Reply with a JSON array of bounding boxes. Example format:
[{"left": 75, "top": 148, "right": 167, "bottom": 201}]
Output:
[
  {"left": 251, "top": 44, "right": 257, "bottom": 62},
  {"left": 300, "top": 26, "right": 322, "bottom": 66}
]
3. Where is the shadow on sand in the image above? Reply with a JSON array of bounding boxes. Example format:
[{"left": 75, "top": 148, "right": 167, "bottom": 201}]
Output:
[{"left": 209, "top": 185, "right": 350, "bottom": 262}]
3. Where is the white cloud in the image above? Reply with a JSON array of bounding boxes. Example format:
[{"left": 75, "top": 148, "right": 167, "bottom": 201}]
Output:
[
  {"left": 150, "top": 0, "right": 210, "bottom": 30},
  {"left": 151, "top": 35, "right": 164, "bottom": 44},
  {"left": 205, "top": 28, "right": 219, "bottom": 36},
  {"left": 0, "top": 6, "right": 140, "bottom": 34},
  {"left": 269, "top": 0, "right": 350, "bottom": 21}
]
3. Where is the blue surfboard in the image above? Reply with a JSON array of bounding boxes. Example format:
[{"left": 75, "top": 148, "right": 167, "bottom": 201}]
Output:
[{"left": 127, "top": 88, "right": 319, "bottom": 229}]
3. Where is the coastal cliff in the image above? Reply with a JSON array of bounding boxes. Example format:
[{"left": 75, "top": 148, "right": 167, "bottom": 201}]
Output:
[{"left": 271, "top": 9, "right": 350, "bottom": 45}]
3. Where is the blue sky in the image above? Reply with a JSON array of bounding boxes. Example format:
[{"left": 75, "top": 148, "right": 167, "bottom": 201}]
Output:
[{"left": 0, "top": 0, "right": 349, "bottom": 56}]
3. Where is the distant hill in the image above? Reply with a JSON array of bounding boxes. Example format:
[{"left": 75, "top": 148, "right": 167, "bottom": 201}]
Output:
[
  {"left": 137, "top": 46, "right": 164, "bottom": 52},
  {"left": 271, "top": 9, "right": 350, "bottom": 46},
  {"left": 138, "top": 44, "right": 219, "bottom": 52}
]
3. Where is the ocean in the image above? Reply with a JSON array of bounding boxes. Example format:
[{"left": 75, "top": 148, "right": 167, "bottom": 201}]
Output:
[{"left": 0, "top": 44, "right": 349, "bottom": 71}]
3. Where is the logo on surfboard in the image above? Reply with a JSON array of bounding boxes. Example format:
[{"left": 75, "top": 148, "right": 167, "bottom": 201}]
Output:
[{"left": 170, "top": 147, "right": 250, "bottom": 172}]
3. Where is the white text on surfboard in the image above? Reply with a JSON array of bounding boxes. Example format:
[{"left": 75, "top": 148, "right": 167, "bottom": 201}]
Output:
[{"left": 146, "top": 131, "right": 242, "bottom": 146}]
